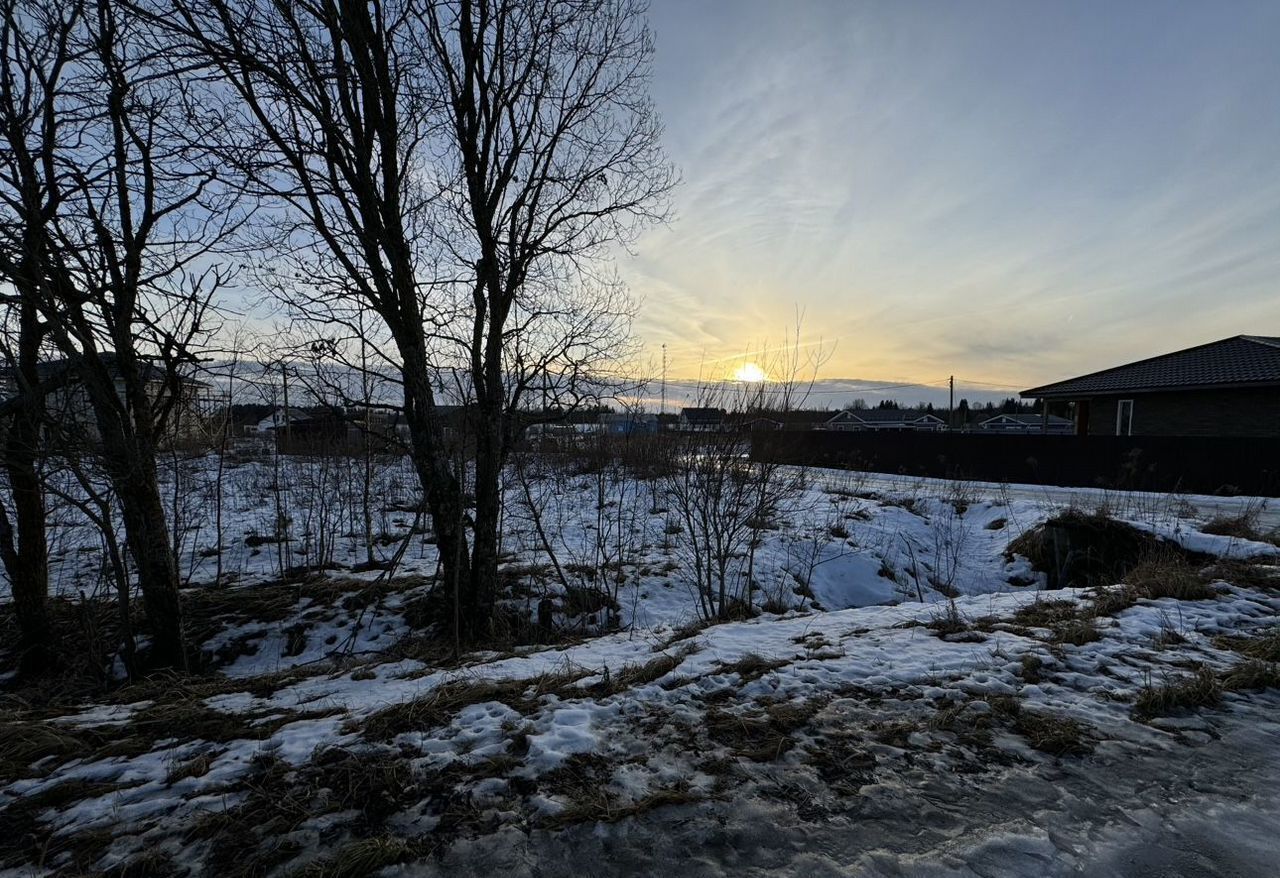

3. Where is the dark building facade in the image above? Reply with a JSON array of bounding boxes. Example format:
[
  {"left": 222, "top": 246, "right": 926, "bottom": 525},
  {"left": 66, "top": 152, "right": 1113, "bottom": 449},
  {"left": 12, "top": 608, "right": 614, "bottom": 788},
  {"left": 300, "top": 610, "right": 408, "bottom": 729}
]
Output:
[{"left": 1022, "top": 336, "right": 1280, "bottom": 438}]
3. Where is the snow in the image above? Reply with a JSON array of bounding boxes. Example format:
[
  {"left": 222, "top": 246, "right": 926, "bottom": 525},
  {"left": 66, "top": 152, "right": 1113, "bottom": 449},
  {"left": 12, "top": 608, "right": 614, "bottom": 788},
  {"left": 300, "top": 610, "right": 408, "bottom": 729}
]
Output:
[{"left": 4, "top": 462, "right": 1280, "bottom": 875}]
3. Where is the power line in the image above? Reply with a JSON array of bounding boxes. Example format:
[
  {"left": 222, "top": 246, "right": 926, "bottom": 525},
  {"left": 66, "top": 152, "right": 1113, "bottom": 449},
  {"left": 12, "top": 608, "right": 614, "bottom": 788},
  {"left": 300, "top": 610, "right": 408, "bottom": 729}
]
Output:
[{"left": 954, "top": 376, "right": 1028, "bottom": 390}]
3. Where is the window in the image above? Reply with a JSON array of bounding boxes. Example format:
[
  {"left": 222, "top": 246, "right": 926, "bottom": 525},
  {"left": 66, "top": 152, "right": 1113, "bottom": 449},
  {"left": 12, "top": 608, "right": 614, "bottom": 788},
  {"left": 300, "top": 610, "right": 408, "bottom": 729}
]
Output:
[{"left": 1116, "top": 399, "right": 1134, "bottom": 436}]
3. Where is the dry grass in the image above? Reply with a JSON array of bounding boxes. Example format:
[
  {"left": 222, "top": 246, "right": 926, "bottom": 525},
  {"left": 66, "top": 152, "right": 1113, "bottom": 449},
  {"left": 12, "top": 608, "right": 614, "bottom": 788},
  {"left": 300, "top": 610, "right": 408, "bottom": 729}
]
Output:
[
  {"left": 1052, "top": 616, "right": 1102, "bottom": 646},
  {"left": 654, "top": 618, "right": 709, "bottom": 651},
  {"left": 1201, "top": 510, "right": 1280, "bottom": 546},
  {"left": 0, "top": 779, "right": 125, "bottom": 870},
  {"left": 1010, "top": 709, "right": 1094, "bottom": 756},
  {"left": 1123, "top": 553, "right": 1218, "bottom": 601},
  {"left": 716, "top": 652, "right": 790, "bottom": 683},
  {"left": 705, "top": 699, "right": 820, "bottom": 761},
  {"left": 1089, "top": 586, "right": 1139, "bottom": 617},
  {"left": 166, "top": 752, "right": 214, "bottom": 785},
  {"left": 1202, "top": 558, "right": 1280, "bottom": 591},
  {"left": 1222, "top": 660, "right": 1280, "bottom": 693},
  {"left": 293, "top": 836, "right": 418, "bottom": 878},
  {"left": 1012, "top": 599, "right": 1080, "bottom": 629},
  {"left": 1006, "top": 509, "right": 1190, "bottom": 589},
  {"left": 525, "top": 750, "right": 701, "bottom": 829},
  {"left": 595, "top": 645, "right": 698, "bottom": 695},
  {"left": 356, "top": 668, "right": 589, "bottom": 741},
  {"left": 1133, "top": 666, "right": 1222, "bottom": 721},
  {"left": 0, "top": 719, "right": 107, "bottom": 783},
  {"left": 803, "top": 733, "right": 876, "bottom": 795},
  {"left": 1018, "top": 654, "right": 1045, "bottom": 684},
  {"left": 1011, "top": 598, "right": 1103, "bottom": 646},
  {"left": 927, "top": 601, "right": 984, "bottom": 641},
  {"left": 1216, "top": 627, "right": 1280, "bottom": 663}
]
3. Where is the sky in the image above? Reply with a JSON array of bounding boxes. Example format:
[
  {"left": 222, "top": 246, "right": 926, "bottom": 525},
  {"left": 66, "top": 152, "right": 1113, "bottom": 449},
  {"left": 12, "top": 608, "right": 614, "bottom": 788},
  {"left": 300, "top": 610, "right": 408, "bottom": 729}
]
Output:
[{"left": 623, "top": 0, "right": 1280, "bottom": 403}]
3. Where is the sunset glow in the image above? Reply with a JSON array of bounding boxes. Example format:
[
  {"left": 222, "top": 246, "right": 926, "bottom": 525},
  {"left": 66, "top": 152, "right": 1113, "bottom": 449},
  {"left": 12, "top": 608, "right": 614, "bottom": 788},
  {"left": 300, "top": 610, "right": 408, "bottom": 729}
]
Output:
[{"left": 733, "top": 362, "right": 767, "bottom": 383}]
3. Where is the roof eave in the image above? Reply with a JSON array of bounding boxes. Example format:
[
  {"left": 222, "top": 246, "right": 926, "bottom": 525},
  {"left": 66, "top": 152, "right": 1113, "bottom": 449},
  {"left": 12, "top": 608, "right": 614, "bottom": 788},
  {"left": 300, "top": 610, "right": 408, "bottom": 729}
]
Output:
[{"left": 1021, "top": 379, "right": 1280, "bottom": 400}]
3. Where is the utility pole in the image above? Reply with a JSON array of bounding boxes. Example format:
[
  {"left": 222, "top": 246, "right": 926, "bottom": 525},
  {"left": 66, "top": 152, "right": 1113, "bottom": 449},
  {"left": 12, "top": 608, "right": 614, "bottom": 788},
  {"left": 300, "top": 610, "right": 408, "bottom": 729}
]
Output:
[
  {"left": 281, "top": 359, "right": 291, "bottom": 447},
  {"left": 948, "top": 375, "right": 954, "bottom": 432},
  {"left": 661, "top": 343, "right": 667, "bottom": 414}
]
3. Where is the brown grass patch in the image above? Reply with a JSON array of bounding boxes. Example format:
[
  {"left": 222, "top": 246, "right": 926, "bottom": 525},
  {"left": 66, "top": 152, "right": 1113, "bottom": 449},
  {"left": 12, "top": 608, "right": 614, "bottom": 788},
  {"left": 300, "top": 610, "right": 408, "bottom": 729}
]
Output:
[
  {"left": 293, "top": 836, "right": 419, "bottom": 878},
  {"left": 1222, "top": 660, "right": 1280, "bottom": 693},
  {"left": 356, "top": 669, "right": 590, "bottom": 741},
  {"left": 716, "top": 652, "right": 790, "bottom": 683},
  {"left": 1201, "top": 510, "right": 1280, "bottom": 546},
  {"left": 1202, "top": 559, "right": 1280, "bottom": 590},
  {"left": 1052, "top": 616, "right": 1102, "bottom": 646},
  {"left": 1010, "top": 709, "right": 1094, "bottom": 756},
  {"left": 1124, "top": 553, "right": 1218, "bottom": 601},
  {"left": 1012, "top": 599, "right": 1080, "bottom": 628},
  {"left": 1216, "top": 627, "right": 1280, "bottom": 663},
  {"left": 1133, "top": 666, "right": 1222, "bottom": 721},
  {"left": 705, "top": 699, "right": 820, "bottom": 761},
  {"left": 595, "top": 646, "right": 698, "bottom": 695}
]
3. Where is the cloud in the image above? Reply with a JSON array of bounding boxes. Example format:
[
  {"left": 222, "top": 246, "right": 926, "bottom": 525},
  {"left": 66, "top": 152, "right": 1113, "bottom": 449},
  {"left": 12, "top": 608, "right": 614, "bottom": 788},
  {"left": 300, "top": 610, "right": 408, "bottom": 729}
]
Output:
[{"left": 625, "top": 0, "right": 1280, "bottom": 388}]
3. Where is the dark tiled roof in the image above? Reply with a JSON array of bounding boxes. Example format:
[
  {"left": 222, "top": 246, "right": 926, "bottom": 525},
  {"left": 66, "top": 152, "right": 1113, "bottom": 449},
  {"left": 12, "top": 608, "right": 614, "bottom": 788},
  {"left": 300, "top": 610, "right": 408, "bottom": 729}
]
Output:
[{"left": 1022, "top": 336, "right": 1280, "bottom": 399}]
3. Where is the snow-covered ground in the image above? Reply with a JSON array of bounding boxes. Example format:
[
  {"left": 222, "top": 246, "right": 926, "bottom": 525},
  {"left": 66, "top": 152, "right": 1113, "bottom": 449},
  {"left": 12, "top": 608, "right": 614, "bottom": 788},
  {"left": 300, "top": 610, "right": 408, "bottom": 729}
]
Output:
[{"left": 3, "top": 458, "right": 1280, "bottom": 875}]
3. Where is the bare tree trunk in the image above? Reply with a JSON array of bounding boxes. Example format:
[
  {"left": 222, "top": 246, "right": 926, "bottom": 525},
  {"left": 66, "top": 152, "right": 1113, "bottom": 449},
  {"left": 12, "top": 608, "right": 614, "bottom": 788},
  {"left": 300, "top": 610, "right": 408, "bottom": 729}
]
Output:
[
  {"left": 468, "top": 400, "right": 504, "bottom": 636},
  {"left": 0, "top": 300, "right": 50, "bottom": 673},
  {"left": 99, "top": 420, "right": 186, "bottom": 670},
  {"left": 399, "top": 354, "right": 471, "bottom": 607}
]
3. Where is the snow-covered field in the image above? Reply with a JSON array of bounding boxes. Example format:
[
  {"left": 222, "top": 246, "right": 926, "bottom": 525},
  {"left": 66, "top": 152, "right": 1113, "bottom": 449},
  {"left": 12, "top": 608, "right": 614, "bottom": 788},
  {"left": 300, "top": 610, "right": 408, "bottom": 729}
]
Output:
[{"left": 3, "top": 456, "right": 1280, "bottom": 876}]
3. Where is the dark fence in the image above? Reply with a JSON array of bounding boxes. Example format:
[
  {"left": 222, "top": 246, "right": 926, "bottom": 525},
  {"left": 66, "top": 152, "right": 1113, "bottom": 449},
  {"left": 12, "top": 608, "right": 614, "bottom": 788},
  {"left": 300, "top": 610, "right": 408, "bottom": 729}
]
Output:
[{"left": 751, "top": 431, "right": 1280, "bottom": 497}]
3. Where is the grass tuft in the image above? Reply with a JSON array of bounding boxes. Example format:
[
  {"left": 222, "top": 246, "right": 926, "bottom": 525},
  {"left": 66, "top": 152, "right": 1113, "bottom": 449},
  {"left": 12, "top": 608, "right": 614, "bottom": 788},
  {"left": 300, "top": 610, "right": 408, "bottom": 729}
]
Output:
[
  {"left": 1011, "top": 709, "right": 1094, "bottom": 756},
  {"left": 1133, "top": 666, "right": 1221, "bottom": 720},
  {"left": 1124, "top": 553, "right": 1217, "bottom": 601},
  {"left": 1222, "top": 660, "right": 1280, "bottom": 693}
]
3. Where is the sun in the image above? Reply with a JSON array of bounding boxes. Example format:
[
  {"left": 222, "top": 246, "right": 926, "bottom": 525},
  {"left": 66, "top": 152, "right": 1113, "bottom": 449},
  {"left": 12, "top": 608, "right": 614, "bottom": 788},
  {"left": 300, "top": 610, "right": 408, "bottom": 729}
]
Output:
[{"left": 733, "top": 362, "right": 767, "bottom": 383}]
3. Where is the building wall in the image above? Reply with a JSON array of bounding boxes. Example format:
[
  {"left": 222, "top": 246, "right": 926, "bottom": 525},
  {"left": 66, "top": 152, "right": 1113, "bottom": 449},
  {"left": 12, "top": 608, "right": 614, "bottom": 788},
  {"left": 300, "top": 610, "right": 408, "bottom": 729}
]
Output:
[{"left": 1083, "top": 387, "right": 1280, "bottom": 437}]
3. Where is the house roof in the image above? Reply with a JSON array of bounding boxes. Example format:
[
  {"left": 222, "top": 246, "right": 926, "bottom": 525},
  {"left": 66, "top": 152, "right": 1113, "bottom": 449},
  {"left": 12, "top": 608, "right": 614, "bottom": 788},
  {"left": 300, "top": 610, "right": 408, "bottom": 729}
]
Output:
[
  {"left": 829, "top": 408, "right": 943, "bottom": 424},
  {"left": 979, "top": 413, "right": 1072, "bottom": 426},
  {"left": 1022, "top": 336, "right": 1280, "bottom": 399},
  {"left": 15, "top": 353, "right": 210, "bottom": 387},
  {"left": 680, "top": 407, "right": 725, "bottom": 423},
  {"left": 728, "top": 410, "right": 835, "bottom": 425}
]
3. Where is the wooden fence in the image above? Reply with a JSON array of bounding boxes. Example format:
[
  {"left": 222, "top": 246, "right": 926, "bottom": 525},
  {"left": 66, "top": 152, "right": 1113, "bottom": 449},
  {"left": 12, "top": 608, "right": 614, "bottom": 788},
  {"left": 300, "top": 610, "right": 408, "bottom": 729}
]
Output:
[{"left": 750, "top": 430, "right": 1280, "bottom": 497}]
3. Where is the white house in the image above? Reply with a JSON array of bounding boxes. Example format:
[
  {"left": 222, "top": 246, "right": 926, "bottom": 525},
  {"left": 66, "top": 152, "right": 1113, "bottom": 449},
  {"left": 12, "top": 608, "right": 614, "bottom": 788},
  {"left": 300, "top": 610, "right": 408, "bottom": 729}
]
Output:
[{"left": 822, "top": 409, "right": 947, "bottom": 432}]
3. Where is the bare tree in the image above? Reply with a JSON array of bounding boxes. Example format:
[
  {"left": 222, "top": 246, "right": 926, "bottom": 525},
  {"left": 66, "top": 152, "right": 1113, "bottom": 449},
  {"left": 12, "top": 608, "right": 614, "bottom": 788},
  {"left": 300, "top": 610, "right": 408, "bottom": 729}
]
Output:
[
  {"left": 146, "top": 0, "right": 673, "bottom": 642},
  {"left": 0, "top": 300, "right": 52, "bottom": 672},
  {"left": 0, "top": 0, "right": 242, "bottom": 668},
  {"left": 664, "top": 327, "right": 829, "bottom": 621}
]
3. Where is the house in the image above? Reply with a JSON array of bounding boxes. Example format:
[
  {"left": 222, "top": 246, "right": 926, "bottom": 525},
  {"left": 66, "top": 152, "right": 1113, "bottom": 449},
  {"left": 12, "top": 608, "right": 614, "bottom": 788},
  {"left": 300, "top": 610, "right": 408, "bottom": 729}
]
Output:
[
  {"left": 1, "top": 353, "right": 214, "bottom": 446},
  {"left": 978, "top": 413, "right": 1073, "bottom": 434},
  {"left": 600, "top": 411, "right": 658, "bottom": 436},
  {"left": 1021, "top": 335, "right": 1280, "bottom": 437},
  {"left": 729, "top": 410, "right": 836, "bottom": 432},
  {"left": 678, "top": 407, "right": 726, "bottom": 432},
  {"left": 822, "top": 408, "right": 947, "bottom": 432}
]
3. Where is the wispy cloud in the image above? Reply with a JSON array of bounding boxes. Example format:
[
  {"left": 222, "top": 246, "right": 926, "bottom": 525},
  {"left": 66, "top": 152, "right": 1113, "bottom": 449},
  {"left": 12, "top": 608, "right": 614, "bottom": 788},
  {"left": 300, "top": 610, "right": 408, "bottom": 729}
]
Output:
[{"left": 626, "top": 0, "right": 1280, "bottom": 387}]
